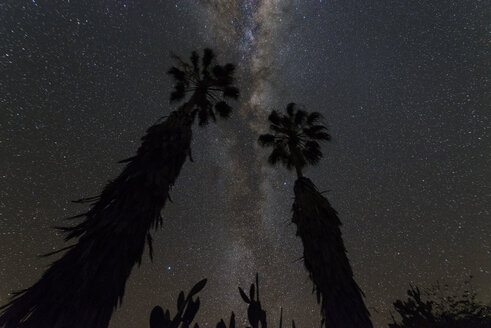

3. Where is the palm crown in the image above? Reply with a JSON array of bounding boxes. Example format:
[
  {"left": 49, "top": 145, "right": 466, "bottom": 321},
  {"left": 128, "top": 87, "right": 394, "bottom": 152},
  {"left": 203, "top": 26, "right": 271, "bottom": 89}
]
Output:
[
  {"left": 167, "top": 48, "right": 239, "bottom": 126},
  {"left": 258, "top": 103, "right": 331, "bottom": 177}
]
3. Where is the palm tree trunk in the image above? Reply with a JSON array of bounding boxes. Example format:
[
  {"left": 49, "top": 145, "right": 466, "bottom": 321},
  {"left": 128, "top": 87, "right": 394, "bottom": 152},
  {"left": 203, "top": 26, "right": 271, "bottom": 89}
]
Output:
[
  {"left": 0, "top": 109, "right": 194, "bottom": 328},
  {"left": 289, "top": 143, "right": 303, "bottom": 178},
  {"left": 292, "top": 177, "right": 373, "bottom": 328},
  {"left": 294, "top": 165, "right": 303, "bottom": 178}
]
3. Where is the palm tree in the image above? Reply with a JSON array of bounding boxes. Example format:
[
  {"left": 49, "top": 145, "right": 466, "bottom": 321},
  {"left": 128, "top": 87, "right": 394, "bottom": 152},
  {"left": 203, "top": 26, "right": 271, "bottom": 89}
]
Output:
[
  {"left": 0, "top": 49, "right": 238, "bottom": 328},
  {"left": 258, "top": 103, "right": 373, "bottom": 328}
]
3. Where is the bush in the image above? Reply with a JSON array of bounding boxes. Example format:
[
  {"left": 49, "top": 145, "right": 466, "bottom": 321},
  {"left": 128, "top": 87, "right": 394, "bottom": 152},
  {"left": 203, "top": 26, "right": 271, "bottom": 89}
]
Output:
[{"left": 389, "top": 278, "right": 491, "bottom": 328}]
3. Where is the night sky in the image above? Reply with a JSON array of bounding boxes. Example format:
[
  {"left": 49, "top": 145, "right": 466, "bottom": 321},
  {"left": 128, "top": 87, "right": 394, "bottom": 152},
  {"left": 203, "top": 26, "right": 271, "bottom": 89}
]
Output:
[{"left": 0, "top": 1, "right": 489, "bottom": 327}]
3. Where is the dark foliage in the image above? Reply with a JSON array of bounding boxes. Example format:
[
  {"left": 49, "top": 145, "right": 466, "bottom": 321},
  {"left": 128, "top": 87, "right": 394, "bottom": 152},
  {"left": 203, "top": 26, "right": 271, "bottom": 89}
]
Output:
[
  {"left": 293, "top": 177, "right": 372, "bottom": 328},
  {"left": 168, "top": 48, "right": 238, "bottom": 126},
  {"left": 0, "top": 49, "right": 238, "bottom": 328},
  {"left": 389, "top": 280, "right": 491, "bottom": 328},
  {"left": 258, "top": 103, "right": 330, "bottom": 177}
]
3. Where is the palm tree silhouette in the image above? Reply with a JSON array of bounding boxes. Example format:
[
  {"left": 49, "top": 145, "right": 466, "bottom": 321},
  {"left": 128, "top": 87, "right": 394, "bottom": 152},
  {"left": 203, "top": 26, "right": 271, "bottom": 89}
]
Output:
[
  {"left": 0, "top": 49, "right": 238, "bottom": 328},
  {"left": 258, "top": 103, "right": 329, "bottom": 178},
  {"left": 258, "top": 103, "right": 373, "bottom": 328}
]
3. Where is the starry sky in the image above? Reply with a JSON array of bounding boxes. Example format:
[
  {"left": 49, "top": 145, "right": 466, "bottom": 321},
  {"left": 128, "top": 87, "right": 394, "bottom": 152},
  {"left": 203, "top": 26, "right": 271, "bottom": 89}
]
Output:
[{"left": 0, "top": 1, "right": 489, "bottom": 327}]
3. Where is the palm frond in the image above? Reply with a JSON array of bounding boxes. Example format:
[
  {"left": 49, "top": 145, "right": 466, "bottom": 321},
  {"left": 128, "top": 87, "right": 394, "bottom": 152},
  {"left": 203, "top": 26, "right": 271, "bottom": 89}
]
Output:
[
  {"left": 268, "top": 110, "right": 281, "bottom": 125},
  {"left": 294, "top": 109, "right": 308, "bottom": 126},
  {"left": 191, "top": 51, "right": 199, "bottom": 73},
  {"left": 312, "top": 132, "right": 331, "bottom": 141},
  {"left": 268, "top": 144, "right": 289, "bottom": 166},
  {"left": 167, "top": 67, "right": 186, "bottom": 82},
  {"left": 258, "top": 134, "right": 275, "bottom": 147},
  {"left": 303, "top": 125, "right": 331, "bottom": 141},
  {"left": 214, "top": 101, "right": 232, "bottom": 118},
  {"left": 269, "top": 124, "right": 287, "bottom": 135},
  {"left": 202, "top": 48, "right": 215, "bottom": 70},
  {"left": 224, "top": 63, "right": 235, "bottom": 74},
  {"left": 302, "top": 141, "right": 323, "bottom": 165},
  {"left": 212, "top": 65, "right": 228, "bottom": 81},
  {"left": 304, "top": 125, "right": 327, "bottom": 134},
  {"left": 307, "top": 112, "right": 323, "bottom": 124},
  {"left": 223, "top": 86, "right": 239, "bottom": 99},
  {"left": 280, "top": 115, "right": 291, "bottom": 130},
  {"left": 212, "top": 63, "right": 234, "bottom": 87},
  {"left": 170, "top": 53, "right": 190, "bottom": 71},
  {"left": 170, "top": 83, "right": 186, "bottom": 102},
  {"left": 286, "top": 103, "right": 296, "bottom": 117}
]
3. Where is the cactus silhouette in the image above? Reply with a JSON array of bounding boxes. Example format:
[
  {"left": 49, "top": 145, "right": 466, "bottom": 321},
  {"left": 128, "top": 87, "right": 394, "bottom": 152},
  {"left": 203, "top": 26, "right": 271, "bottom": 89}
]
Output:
[
  {"left": 149, "top": 279, "right": 206, "bottom": 328},
  {"left": 238, "top": 273, "right": 267, "bottom": 328},
  {"left": 150, "top": 275, "right": 301, "bottom": 328}
]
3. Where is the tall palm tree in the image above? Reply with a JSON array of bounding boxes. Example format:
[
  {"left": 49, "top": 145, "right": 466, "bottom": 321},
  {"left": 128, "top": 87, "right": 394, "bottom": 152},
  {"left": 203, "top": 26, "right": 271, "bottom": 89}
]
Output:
[
  {"left": 258, "top": 103, "right": 373, "bottom": 328},
  {"left": 0, "top": 49, "right": 238, "bottom": 328}
]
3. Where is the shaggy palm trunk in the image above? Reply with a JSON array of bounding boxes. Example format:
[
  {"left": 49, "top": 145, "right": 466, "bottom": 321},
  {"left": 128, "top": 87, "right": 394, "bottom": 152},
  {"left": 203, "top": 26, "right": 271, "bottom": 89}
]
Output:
[
  {"left": 292, "top": 177, "right": 373, "bottom": 328},
  {"left": 0, "top": 108, "right": 194, "bottom": 328}
]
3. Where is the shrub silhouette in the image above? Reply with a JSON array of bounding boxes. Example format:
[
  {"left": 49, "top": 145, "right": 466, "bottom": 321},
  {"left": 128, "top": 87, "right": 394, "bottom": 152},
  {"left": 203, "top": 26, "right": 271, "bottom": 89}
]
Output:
[{"left": 389, "top": 279, "right": 491, "bottom": 328}]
